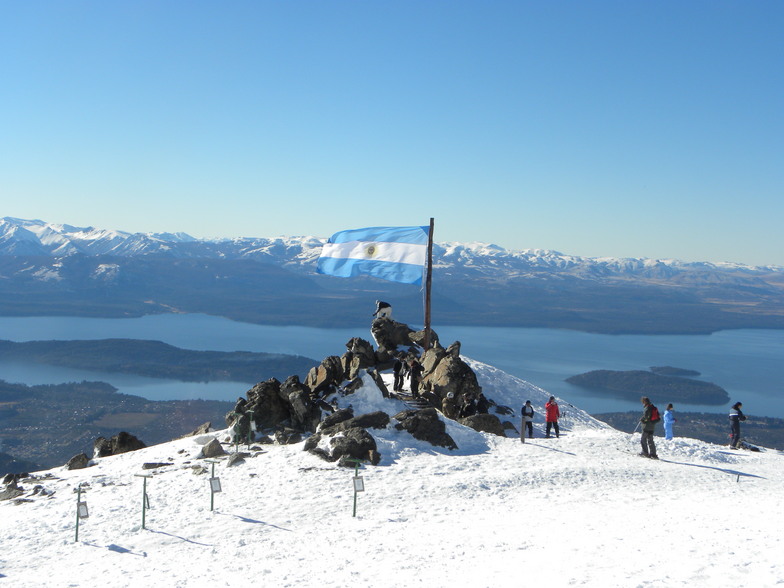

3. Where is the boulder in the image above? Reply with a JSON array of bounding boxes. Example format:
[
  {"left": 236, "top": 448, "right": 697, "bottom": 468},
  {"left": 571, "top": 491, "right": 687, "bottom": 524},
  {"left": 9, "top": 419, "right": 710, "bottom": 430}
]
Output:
[
  {"left": 201, "top": 438, "right": 226, "bottom": 458},
  {"left": 343, "top": 337, "right": 377, "bottom": 378},
  {"left": 304, "top": 356, "right": 345, "bottom": 396},
  {"left": 458, "top": 413, "right": 506, "bottom": 437},
  {"left": 65, "top": 453, "right": 90, "bottom": 470},
  {"left": 370, "top": 317, "right": 417, "bottom": 352},
  {"left": 328, "top": 427, "right": 381, "bottom": 465},
  {"left": 284, "top": 379, "right": 321, "bottom": 433},
  {"left": 393, "top": 408, "right": 457, "bottom": 450},
  {"left": 274, "top": 428, "right": 303, "bottom": 445},
  {"left": 319, "top": 411, "right": 390, "bottom": 435},
  {"left": 421, "top": 353, "right": 482, "bottom": 406},
  {"left": 94, "top": 432, "right": 146, "bottom": 458},
  {"left": 319, "top": 408, "right": 354, "bottom": 431},
  {"left": 239, "top": 378, "right": 289, "bottom": 430}
]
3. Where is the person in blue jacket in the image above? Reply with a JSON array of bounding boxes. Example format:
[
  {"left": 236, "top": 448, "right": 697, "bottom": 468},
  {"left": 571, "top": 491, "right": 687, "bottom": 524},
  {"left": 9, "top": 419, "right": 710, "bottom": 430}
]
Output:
[{"left": 663, "top": 403, "right": 676, "bottom": 440}]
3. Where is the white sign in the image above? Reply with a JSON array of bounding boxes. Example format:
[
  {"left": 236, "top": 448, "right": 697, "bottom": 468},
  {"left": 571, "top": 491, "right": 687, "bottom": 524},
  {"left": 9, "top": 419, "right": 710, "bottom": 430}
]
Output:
[
  {"left": 210, "top": 477, "right": 222, "bottom": 493},
  {"left": 78, "top": 502, "right": 89, "bottom": 519},
  {"left": 353, "top": 477, "right": 365, "bottom": 493}
]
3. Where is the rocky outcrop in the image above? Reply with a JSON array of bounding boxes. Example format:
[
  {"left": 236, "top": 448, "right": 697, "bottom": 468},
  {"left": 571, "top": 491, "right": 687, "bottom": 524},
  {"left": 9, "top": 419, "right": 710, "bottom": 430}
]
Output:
[
  {"left": 94, "top": 432, "right": 146, "bottom": 458},
  {"left": 304, "top": 425, "right": 381, "bottom": 465},
  {"left": 201, "top": 438, "right": 226, "bottom": 458},
  {"left": 458, "top": 413, "right": 506, "bottom": 437},
  {"left": 304, "top": 356, "right": 345, "bottom": 396},
  {"left": 65, "top": 453, "right": 90, "bottom": 470},
  {"left": 393, "top": 408, "right": 457, "bottom": 450}
]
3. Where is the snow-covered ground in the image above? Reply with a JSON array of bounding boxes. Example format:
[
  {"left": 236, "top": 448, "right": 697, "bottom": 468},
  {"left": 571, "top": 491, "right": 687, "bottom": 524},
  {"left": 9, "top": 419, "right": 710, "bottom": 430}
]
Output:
[{"left": 2, "top": 360, "right": 782, "bottom": 587}]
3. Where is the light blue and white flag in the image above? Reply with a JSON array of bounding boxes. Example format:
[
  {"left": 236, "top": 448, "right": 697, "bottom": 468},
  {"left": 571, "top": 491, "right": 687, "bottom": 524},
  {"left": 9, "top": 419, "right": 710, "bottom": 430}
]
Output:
[{"left": 317, "top": 225, "right": 430, "bottom": 285}]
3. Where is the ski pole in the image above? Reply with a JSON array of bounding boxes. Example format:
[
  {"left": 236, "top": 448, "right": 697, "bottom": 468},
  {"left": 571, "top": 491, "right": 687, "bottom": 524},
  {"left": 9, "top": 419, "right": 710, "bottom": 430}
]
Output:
[{"left": 631, "top": 421, "right": 641, "bottom": 436}]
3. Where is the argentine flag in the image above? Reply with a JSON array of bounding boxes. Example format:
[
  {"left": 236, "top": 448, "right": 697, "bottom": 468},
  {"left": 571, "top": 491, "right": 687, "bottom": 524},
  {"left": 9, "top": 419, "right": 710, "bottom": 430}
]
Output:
[{"left": 317, "top": 225, "right": 430, "bottom": 285}]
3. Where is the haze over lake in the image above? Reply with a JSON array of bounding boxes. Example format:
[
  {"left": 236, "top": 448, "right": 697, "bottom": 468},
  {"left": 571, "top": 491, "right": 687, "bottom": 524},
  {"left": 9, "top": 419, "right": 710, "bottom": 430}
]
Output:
[{"left": 1, "top": 314, "right": 782, "bottom": 418}]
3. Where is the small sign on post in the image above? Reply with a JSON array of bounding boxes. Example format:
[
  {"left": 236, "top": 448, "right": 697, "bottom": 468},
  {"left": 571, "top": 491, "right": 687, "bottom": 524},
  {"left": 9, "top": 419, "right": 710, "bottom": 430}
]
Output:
[
  {"left": 345, "top": 458, "right": 365, "bottom": 518},
  {"left": 74, "top": 483, "right": 87, "bottom": 542},
  {"left": 205, "top": 459, "right": 221, "bottom": 511}
]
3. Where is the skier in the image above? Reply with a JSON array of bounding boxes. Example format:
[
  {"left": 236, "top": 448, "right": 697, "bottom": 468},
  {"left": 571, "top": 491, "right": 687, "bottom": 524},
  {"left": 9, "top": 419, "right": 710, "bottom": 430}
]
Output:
[
  {"left": 545, "top": 396, "right": 560, "bottom": 438},
  {"left": 729, "top": 401, "right": 746, "bottom": 449},
  {"left": 663, "top": 403, "right": 676, "bottom": 440},
  {"left": 639, "top": 396, "right": 659, "bottom": 459},
  {"left": 520, "top": 400, "right": 535, "bottom": 442},
  {"left": 372, "top": 300, "right": 392, "bottom": 319}
]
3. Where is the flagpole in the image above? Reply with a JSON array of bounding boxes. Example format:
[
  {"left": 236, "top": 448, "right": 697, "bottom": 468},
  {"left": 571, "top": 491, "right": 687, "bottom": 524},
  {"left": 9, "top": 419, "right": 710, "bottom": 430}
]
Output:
[{"left": 424, "top": 217, "right": 434, "bottom": 351}]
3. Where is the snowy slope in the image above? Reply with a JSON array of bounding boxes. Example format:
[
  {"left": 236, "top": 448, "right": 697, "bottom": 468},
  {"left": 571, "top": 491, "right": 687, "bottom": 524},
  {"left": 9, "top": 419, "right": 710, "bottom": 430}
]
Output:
[{"left": 2, "top": 360, "right": 782, "bottom": 587}]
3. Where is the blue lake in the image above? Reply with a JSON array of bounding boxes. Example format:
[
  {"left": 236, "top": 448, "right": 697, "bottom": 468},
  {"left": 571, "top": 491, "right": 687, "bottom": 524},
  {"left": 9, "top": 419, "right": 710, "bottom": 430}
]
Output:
[{"left": 0, "top": 314, "right": 782, "bottom": 418}]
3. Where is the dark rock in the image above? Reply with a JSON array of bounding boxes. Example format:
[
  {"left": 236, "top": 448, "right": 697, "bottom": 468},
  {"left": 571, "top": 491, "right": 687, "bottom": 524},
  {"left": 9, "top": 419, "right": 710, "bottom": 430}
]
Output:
[
  {"left": 421, "top": 352, "right": 482, "bottom": 406},
  {"left": 320, "top": 411, "right": 391, "bottom": 435},
  {"left": 319, "top": 408, "right": 354, "bottom": 431},
  {"left": 459, "top": 413, "right": 506, "bottom": 436},
  {"left": 329, "top": 427, "right": 380, "bottom": 465},
  {"left": 240, "top": 378, "right": 290, "bottom": 430},
  {"left": 371, "top": 317, "right": 418, "bottom": 352},
  {"left": 393, "top": 408, "right": 458, "bottom": 450},
  {"left": 201, "top": 438, "right": 226, "bottom": 458},
  {"left": 94, "top": 437, "right": 112, "bottom": 458},
  {"left": 95, "top": 432, "right": 146, "bottom": 458},
  {"left": 65, "top": 453, "right": 91, "bottom": 470},
  {"left": 227, "top": 453, "right": 247, "bottom": 467},
  {"left": 142, "top": 462, "right": 173, "bottom": 470},
  {"left": 304, "top": 356, "right": 345, "bottom": 396},
  {"left": 274, "top": 429, "right": 302, "bottom": 445},
  {"left": 286, "top": 382, "right": 321, "bottom": 433}
]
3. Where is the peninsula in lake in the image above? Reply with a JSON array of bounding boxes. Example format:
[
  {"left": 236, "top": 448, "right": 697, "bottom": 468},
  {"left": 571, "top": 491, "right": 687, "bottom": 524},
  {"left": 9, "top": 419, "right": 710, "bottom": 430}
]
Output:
[
  {"left": 0, "top": 339, "right": 319, "bottom": 384},
  {"left": 566, "top": 367, "right": 730, "bottom": 405}
]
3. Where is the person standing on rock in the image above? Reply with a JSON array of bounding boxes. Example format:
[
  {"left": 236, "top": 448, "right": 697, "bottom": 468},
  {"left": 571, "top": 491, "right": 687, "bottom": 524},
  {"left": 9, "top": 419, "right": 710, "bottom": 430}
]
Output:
[
  {"left": 639, "top": 396, "right": 659, "bottom": 459},
  {"left": 729, "top": 401, "right": 746, "bottom": 449},
  {"left": 663, "top": 403, "right": 676, "bottom": 440},
  {"left": 372, "top": 300, "right": 392, "bottom": 319},
  {"left": 521, "top": 400, "right": 535, "bottom": 442},
  {"left": 545, "top": 396, "right": 560, "bottom": 438}
]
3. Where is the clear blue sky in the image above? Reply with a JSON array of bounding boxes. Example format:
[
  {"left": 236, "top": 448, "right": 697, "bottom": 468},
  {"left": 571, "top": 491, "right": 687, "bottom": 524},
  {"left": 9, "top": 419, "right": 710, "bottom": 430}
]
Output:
[{"left": 2, "top": 1, "right": 782, "bottom": 265}]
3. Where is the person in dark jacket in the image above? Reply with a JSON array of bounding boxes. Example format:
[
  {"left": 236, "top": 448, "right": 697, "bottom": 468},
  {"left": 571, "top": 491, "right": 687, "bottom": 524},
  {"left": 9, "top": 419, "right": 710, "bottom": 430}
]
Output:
[
  {"left": 639, "top": 396, "right": 659, "bottom": 459},
  {"left": 409, "top": 359, "right": 423, "bottom": 398},
  {"left": 372, "top": 300, "right": 392, "bottom": 319},
  {"left": 521, "top": 400, "right": 535, "bottom": 442},
  {"left": 392, "top": 356, "right": 405, "bottom": 392},
  {"left": 545, "top": 396, "right": 560, "bottom": 438},
  {"left": 729, "top": 401, "right": 747, "bottom": 449}
]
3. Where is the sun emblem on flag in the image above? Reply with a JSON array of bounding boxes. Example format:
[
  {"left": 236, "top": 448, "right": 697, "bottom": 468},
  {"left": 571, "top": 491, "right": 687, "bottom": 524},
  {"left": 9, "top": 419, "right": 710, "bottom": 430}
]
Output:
[{"left": 364, "top": 244, "right": 377, "bottom": 258}]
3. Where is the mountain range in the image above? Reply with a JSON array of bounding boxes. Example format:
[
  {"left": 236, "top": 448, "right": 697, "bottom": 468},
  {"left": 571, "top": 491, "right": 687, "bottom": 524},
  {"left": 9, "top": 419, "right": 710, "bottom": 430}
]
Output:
[{"left": 2, "top": 216, "right": 783, "bottom": 333}]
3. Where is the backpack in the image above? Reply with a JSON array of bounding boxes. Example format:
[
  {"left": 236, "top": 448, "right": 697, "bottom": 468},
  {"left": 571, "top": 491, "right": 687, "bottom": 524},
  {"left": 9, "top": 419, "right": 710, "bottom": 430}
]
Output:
[{"left": 649, "top": 405, "right": 661, "bottom": 423}]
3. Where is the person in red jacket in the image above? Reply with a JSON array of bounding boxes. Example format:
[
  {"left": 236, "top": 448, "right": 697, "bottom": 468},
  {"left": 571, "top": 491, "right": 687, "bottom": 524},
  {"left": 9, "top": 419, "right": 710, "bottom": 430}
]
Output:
[{"left": 545, "top": 396, "right": 560, "bottom": 438}]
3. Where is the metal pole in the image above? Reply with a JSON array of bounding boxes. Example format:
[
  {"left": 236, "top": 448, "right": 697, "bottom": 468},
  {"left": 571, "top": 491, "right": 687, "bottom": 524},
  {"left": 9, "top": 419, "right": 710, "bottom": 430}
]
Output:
[
  {"left": 423, "top": 217, "right": 434, "bottom": 351},
  {"left": 75, "top": 484, "right": 82, "bottom": 542}
]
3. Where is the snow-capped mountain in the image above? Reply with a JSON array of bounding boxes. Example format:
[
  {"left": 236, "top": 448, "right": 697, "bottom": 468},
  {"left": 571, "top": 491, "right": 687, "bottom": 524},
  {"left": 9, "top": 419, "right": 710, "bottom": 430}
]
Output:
[
  {"left": 2, "top": 216, "right": 780, "bottom": 278},
  {"left": 2, "top": 360, "right": 782, "bottom": 587},
  {"left": 1, "top": 217, "right": 783, "bottom": 334}
]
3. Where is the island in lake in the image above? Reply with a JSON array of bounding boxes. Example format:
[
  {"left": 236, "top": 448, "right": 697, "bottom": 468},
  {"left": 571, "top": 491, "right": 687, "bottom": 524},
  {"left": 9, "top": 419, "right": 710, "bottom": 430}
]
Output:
[{"left": 566, "top": 366, "right": 729, "bottom": 405}]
